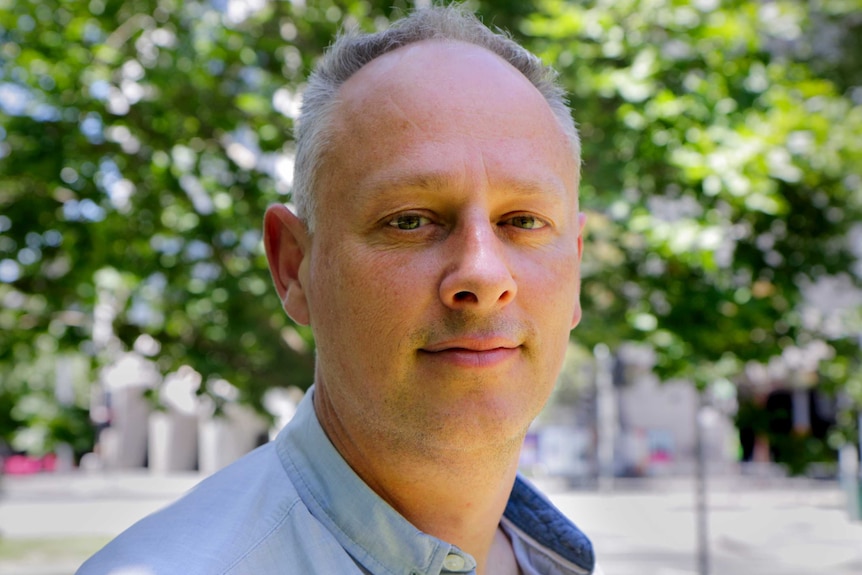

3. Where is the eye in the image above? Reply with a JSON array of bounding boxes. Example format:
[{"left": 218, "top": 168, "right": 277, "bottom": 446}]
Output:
[
  {"left": 388, "top": 213, "right": 431, "bottom": 230},
  {"left": 504, "top": 215, "right": 547, "bottom": 230}
]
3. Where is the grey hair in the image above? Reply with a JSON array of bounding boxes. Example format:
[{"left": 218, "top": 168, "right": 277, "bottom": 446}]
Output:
[{"left": 292, "top": 4, "right": 580, "bottom": 231}]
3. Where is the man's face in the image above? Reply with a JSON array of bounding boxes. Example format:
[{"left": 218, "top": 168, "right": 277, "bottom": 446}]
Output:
[{"left": 289, "top": 40, "right": 583, "bottom": 454}]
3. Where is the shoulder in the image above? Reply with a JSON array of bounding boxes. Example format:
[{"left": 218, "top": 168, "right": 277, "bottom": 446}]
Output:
[{"left": 76, "top": 443, "right": 309, "bottom": 575}]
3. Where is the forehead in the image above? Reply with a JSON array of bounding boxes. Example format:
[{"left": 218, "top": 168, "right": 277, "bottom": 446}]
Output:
[
  {"left": 334, "top": 40, "right": 563, "bottom": 140},
  {"left": 314, "top": 40, "right": 576, "bottom": 211}
]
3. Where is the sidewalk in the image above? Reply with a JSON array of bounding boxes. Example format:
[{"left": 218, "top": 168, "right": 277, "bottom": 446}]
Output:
[
  {"left": 0, "top": 471, "right": 203, "bottom": 575},
  {"left": 544, "top": 477, "right": 862, "bottom": 575},
  {"left": 1, "top": 471, "right": 203, "bottom": 539},
  {"left": 1, "top": 471, "right": 861, "bottom": 575}
]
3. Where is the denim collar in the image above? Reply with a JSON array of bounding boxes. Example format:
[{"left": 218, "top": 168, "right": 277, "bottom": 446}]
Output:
[{"left": 503, "top": 476, "right": 594, "bottom": 574}]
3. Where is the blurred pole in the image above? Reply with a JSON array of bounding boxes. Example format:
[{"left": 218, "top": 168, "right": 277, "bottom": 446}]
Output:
[
  {"left": 595, "top": 343, "right": 615, "bottom": 490},
  {"left": 839, "top": 443, "right": 860, "bottom": 521},
  {"left": 858, "top": 412, "right": 862, "bottom": 461},
  {"left": 695, "top": 389, "right": 710, "bottom": 575},
  {"left": 54, "top": 355, "right": 75, "bottom": 472}
]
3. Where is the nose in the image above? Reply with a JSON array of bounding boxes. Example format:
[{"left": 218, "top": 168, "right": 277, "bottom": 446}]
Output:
[{"left": 439, "top": 217, "right": 517, "bottom": 311}]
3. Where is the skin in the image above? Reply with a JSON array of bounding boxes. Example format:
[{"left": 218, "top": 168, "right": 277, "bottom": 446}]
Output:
[{"left": 264, "top": 40, "right": 584, "bottom": 574}]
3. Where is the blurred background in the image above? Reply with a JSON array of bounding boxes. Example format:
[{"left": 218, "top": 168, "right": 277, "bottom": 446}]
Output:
[{"left": 1, "top": 0, "right": 861, "bottom": 573}]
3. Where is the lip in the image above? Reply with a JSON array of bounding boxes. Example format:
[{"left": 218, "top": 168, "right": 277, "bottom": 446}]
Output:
[
  {"left": 422, "top": 336, "right": 520, "bottom": 353},
  {"left": 420, "top": 337, "right": 521, "bottom": 368}
]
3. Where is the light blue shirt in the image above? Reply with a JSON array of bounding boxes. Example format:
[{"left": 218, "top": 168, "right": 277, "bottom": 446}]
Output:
[{"left": 78, "top": 388, "right": 596, "bottom": 575}]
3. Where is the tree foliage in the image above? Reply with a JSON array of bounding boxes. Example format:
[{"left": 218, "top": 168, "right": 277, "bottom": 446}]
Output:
[{"left": 519, "top": 0, "right": 862, "bottom": 383}]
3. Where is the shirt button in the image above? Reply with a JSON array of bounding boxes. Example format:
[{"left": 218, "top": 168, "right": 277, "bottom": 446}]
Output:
[{"left": 443, "top": 553, "right": 466, "bottom": 571}]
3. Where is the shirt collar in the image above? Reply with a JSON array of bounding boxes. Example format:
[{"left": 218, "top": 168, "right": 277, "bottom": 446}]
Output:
[
  {"left": 503, "top": 477, "right": 595, "bottom": 574},
  {"left": 275, "top": 388, "right": 476, "bottom": 575}
]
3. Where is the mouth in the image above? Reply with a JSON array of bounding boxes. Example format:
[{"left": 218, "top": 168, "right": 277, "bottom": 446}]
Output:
[
  {"left": 419, "top": 337, "right": 521, "bottom": 368},
  {"left": 421, "top": 335, "right": 520, "bottom": 352}
]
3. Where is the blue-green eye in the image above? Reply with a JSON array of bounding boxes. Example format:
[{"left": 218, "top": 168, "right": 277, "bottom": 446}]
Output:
[
  {"left": 507, "top": 215, "right": 546, "bottom": 229},
  {"left": 389, "top": 214, "right": 431, "bottom": 230}
]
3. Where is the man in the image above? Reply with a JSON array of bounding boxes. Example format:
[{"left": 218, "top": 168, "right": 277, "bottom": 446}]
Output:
[{"left": 78, "top": 5, "right": 598, "bottom": 575}]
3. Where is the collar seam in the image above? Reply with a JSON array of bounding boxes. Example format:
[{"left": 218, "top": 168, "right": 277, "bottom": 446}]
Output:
[
  {"left": 277, "top": 418, "right": 421, "bottom": 575},
  {"left": 221, "top": 450, "right": 304, "bottom": 574}
]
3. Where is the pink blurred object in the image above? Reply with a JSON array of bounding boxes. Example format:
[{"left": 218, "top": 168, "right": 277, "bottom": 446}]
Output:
[{"left": 3, "top": 453, "right": 57, "bottom": 475}]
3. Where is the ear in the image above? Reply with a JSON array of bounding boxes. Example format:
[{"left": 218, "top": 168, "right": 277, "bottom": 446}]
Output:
[
  {"left": 571, "top": 211, "right": 587, "bottom": 330},
  {"left": 263, "top": 204, "right": 311, "bottom": 326}
]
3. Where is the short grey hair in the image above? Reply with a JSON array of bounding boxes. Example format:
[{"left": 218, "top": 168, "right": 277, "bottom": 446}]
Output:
[{"left": 292, "top": 4, "right": 580, "bottom": 231}]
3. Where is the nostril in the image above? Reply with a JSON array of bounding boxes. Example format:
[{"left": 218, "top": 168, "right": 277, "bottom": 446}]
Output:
[{"left": 453, "top": 291, "right": 477, "bottom": 303}]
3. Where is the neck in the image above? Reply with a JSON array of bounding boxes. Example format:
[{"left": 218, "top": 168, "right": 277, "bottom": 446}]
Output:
[{"left": 314, "top": 388, "right": 524, "bottom": 575}]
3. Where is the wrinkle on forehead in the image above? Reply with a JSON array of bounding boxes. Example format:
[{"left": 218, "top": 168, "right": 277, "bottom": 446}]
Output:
[
  {"left": 384, "top": 93, "right": 424, "bottom": 134},
  {"left": 359, "top": 168, "right": 570, "bottom": 203}
]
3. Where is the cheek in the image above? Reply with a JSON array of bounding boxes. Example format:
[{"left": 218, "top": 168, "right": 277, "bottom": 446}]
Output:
[
  {"left": 518, "top": 250, "right": 580, "bottom": 313},
  {"left": 310, "top": 245, "right": 432, "bottom": 343}
]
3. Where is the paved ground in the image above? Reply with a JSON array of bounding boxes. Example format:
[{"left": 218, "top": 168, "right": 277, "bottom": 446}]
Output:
[
  {"left": 1, "top": 471, "right": 861, "bottom": 575},
  {"left": 544, "top": 477, "right": 862, "bottom": 575}
]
